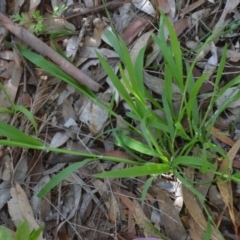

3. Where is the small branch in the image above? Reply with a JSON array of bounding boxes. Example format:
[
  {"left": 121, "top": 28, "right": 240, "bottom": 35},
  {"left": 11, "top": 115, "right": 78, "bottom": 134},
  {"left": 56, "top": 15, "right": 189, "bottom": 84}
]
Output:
[{"left": 0, "top": 12, "right": 101, "bottom": 92}]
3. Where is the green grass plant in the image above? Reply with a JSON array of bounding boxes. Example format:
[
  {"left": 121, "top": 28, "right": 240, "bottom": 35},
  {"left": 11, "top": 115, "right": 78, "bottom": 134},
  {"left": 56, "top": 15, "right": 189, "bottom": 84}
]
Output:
[
  {"left": 1, "top": 13, "right": 240, "bottom": 238},
  {"left": 0, "top": 220, "right": 43, "bottom": 240}
]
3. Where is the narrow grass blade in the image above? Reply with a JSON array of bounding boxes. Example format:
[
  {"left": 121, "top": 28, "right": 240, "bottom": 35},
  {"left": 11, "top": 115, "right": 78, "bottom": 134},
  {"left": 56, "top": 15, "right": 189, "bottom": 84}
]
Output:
[
  {"left": 95, "top": 163, "right": 171, "bottom": 178},
  {"left": 172, "top": 156, "right": 216, "bottom": 171},
  {"left": 29, "top": 226, "right": 43, "bottom": 240},
  {"left": 37, "top": 159, "right": 93, "bottom": 197},
  {"left": 161, "top": 13, "right": 183, "bottom": 80},
  {"left": 96, "top": 51, "right": 135, "bottom": 110},
  {"left": 134, "top": 47, "right": 146, "bottom": 97},
  {"left": 0, "top": 121, "right": 43, "bottom": 146},
  {"left": 162, "top": 92, "right": 174, "bottom": 141},
  {"left": 141, "top": 176, "right": 156, "bottom": 205},
  {"left": 15, "top": 220, "right": 30, "bottom": 240},
  {"left": 116, "top": 132, "right": 160, "bottom": 157},
  {"left": 13, "top": 105, "right": 38, "bottom": 135}
]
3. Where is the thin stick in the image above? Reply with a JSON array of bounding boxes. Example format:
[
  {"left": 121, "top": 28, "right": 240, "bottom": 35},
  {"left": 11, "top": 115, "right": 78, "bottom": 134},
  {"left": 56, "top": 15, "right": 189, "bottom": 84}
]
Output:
[{"left": 0, "top": 12, "right": 101, "bottom": 92}]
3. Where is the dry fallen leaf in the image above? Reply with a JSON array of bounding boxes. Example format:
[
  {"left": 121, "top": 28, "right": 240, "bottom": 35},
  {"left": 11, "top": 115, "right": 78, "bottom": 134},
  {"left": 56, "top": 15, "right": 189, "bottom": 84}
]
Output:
[
  {"left": 217, "top": 138, "right": 240, "bottom": 236},
  {"left": 8, "top": 181, "right": 45, "bottom": 240}
]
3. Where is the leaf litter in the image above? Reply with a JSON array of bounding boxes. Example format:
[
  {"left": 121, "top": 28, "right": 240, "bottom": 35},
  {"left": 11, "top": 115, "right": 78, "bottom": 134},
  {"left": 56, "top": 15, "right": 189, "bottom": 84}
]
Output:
[{"left": 1, "top": 0, "right": 240, "bottom": 239}]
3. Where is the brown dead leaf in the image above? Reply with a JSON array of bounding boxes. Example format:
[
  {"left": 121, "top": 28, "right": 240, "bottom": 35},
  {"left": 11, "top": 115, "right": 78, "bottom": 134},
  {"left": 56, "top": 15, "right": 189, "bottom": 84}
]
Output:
[
  {"left": 8, "top": 181, "right": 44, "bottom": 240},
  {"left": 181, "top": 0, "right": 205, "bottom": 16},
  {"left": 217, "top": 138, "right": 240, "bottom": 236},
  {"left": 27, "top": 150, "right": 43, "bottom": 183},
  {"left": 211, "top": 127, "right": 235, "bottom": 147},
  {"left": 173, "top": 18, "right": 188, "bottom": 36},
  {"left": 114, "top": 187, "right": 160, "bottom": 238},
  {"left": 182, "top": 168, "right": 222, "bottom": 240},
  {"left": 153, "top": 187, "right": 187, "bottom": 240},
  {"left": 154, "top": 0, "right": 170, "bottom": 13},
  {"left": 121, "top": 16, "right": 151, "bottom": 45}
]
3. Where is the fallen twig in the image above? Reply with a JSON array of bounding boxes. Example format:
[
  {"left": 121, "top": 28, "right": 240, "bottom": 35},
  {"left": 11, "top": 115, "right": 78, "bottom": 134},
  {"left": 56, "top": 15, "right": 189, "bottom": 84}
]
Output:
[
  {"left": 0, "top": 12, "right": 101, "bottom": 92},
  {"left": 64, "top": 0, "right": 132, "bottom": 19}
]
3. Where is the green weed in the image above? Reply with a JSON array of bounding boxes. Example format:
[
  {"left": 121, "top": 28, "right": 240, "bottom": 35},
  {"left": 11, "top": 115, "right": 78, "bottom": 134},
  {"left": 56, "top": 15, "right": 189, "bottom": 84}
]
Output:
[{"left": 1, "top": 13, "right": 240, "bottom": 239}]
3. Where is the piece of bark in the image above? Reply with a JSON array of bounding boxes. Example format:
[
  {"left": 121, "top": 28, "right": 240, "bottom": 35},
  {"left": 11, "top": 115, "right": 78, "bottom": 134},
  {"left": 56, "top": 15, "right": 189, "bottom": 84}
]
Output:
[{"left": 0, "top": 12, "right": 101, "bottom": 92}]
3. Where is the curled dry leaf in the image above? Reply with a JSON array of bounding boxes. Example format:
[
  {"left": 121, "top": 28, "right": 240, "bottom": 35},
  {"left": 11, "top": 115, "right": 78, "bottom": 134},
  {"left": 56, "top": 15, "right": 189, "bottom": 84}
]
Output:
[
  {"left": 8, "top": 182, "right": 45, "bottom": 240},
  {"left": 132, "top": 0, "right": 156, "bottom": 16}
]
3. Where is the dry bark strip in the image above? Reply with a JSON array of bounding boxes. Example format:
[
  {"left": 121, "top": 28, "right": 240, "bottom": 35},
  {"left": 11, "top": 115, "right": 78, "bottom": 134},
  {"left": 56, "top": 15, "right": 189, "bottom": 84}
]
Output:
[{"left": 0, "top": 12, "right": 101, "bottom": 92}]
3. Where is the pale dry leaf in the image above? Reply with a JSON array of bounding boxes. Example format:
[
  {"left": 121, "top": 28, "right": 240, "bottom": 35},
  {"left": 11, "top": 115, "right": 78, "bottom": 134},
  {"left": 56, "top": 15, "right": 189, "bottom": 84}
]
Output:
[
  {"left": 8, "top": 182, "right": 44, "bottom": 240},
  {"left": 57, "top": 84, "right": 76, "bottom": 105},
  {"left": 13, "top": 152, "right": 28, "bottom": 181},
  {"left": 79, "top": 192, "right": 93, "bottom": 221},
  {"left": 132, "top": 0, "right": 156, "bottom": 16},
  {"left": 151, "top": 207, "right": 161, "bottom": 230},
  {"left": 30, "top": 175, "right": 51, "bottom": 220},
  {"left": 113, "top": 3, "right": 135, "bottom": 32},
  {"left": 79, "top": 93, "right": 110, "bottom": 134},
  {"left": 166, "top": 0, "right": 176, "bottom": 20},
  {"left": 65, "top": 36, "right": 78, "bottom": 59},
  {"left": 202, "top": 42, "right": 218, "bottom": 80},
  {"left": 0, "top": 155, "right": 12, "bottom": 181},
  {"left": 50, "top": 131, "right": 69, "bottom": 148},
  {"left": 174, "top": 196, "right": 183, "bottom": 213},
  {"left": 106, "top": 64, "right": 120, "bottom": 105},
  {"left": 130, "top": 30, "right": 154, "bottom": 64},
  {"left": 29, "top": 0, "right": 41, "bottom": 12},
  {"left": 0, "top": 181, "right": 11, "bottom": 210},
  {"left": 79, "top": 46, "right": 119, "bottom": 59},
  {"left": 62, "top": 99, "right": 76, "bottom": 122},
  {"left": 0, "top": 50, "right": 14, "bottom": 60},
  {"left": 43, "top": 13, "right": 75, "bottom": 33}
]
